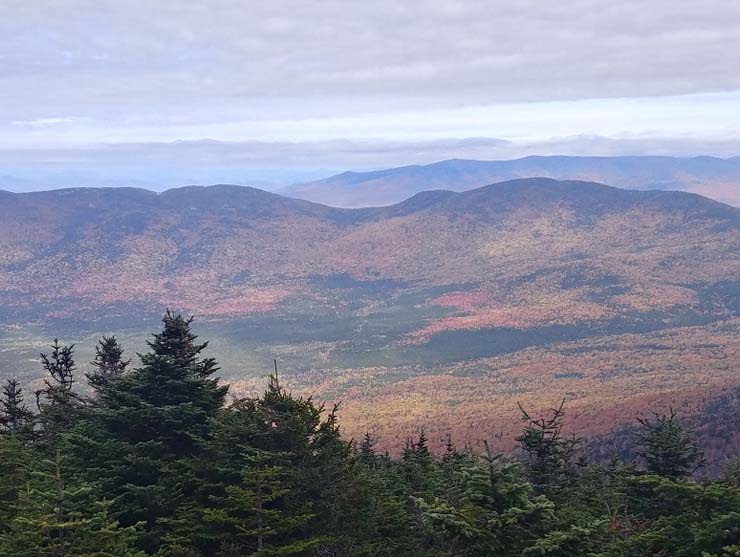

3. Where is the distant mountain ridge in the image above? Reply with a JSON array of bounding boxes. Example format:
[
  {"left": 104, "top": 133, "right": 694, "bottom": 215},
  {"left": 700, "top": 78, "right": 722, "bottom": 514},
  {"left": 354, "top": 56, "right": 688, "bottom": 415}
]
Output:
[
  {"left": 1, "top": 178, "right": 740, "bottom": 450},
  {"left": 283, "top": 155, "right": 740, "bottom": 208},
  {"left": 3, "top": 177, "right": 737, "bottom": 232},
  {"left": 1, "top": 176, "right": 738, "bottom": 337}
]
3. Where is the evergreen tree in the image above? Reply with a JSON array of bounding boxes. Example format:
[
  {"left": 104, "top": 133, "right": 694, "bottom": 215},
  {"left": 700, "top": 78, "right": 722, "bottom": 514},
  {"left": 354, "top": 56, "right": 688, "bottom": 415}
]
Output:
[
  {"left": 148, "top": 310, "right": 219, "bottom": 380},
  {"left": 0, "top": 378, "right": 34, "bottom": 436},
  {"left": 300, "top": 402, "right": 359, "bottom": 555},
  {"left": 402, "top": 430, "right": 435, "bottom": 494},
  {"left": 0, "top": 435, "right": 32, "bottom": 533},
  {"left": 516, "top": 400, "right": 581, "bottom": 494},
  {"left": 87, "top": 335, "right": 131, "bottom": 391},
  {"left": 203, "top": 448, "right": 321, "bottom": 556},
  {"left": 725, "top": 459, "right": 740, "bottom": 488},
  {"left": 415, "top": 429, "right": 431, "bottom": 461},
  {"left": 609, "top": 475, "right": 740, "bottom": 557},
  {"left": 0, "top": 448, "right": 144, "bottom": 557},
  {"left": 343, "top": 455, "right": 420, "bottom": 557},
  {"left": 441, "top": 434, "right": 457, "bottom": 464},
  {"left": 439, "top": 436, "right": 470, "bottom": 506},
  {"left": 257, "top": 370, "right": 323, "bottom": 459},
  {"left": 635, "top": 408, "right": 705, "bottom": 478},
  {"left": 72, "top": 313, "right": 228, "bottom": 554},
  {"left": 36, "top": 340, "right": 80, "bottom": 442},
  {"left": 414, "top": 446, "right": 555, "bottom": 557},
  {"left": 159, "top": 369, "right": 335, "bottom": 555},
  {"left": 358, "top": 432, "right": 378, "bottom": 467}
]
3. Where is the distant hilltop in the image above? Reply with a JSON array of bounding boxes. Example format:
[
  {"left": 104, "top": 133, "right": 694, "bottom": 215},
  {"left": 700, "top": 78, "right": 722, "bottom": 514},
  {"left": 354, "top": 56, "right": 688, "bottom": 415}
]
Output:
[{"left": 281, "top": 155, "right": 740, "bottom": 208}]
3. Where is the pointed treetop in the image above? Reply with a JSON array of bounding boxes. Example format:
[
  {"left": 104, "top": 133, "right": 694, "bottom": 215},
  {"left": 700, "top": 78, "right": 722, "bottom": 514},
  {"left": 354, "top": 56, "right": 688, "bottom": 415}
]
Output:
[
  {"left": 87, "top": 335, "right": 130, "bottom": 390},
  {"left": 146, "top": 310, "right": 219, "bottom": 378},
  {"left": 36, "top": 340, "right": 80, "bottom": 440},
  {"left": 359, "top": 432, "right": 377, "bottom": 463},
  {"left": 40, "top": 339, "right": 76, "bottom": 392},
  {"left": 148, "top": 310, "right": 204, "bottom": 363},
  {"left": 415, "top": 428, "right": 431, "bottom": 459},
  {"left": 0, "top": 379, "right": 34, "bottom": 434},
  {"left": 443, "top": 434, "right": 457, "bottom": 458}
]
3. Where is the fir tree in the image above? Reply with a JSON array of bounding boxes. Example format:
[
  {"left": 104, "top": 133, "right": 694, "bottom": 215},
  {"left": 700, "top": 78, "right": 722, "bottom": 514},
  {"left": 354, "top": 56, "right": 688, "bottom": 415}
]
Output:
[
  {"left": 0, "top": 448, "right": 144, "bottom": 557},
  {"left": 72, "top": 313, "right": 228, "bottom": 554},
  {"left": 442, "top": 434, "right": 457, "bottom": 463},
  {"left": 197, "top": 369, "right": 355, "bottom": 556},
  {"left": 401, "top": 430, "right": 435, "bottom": 495},
  {"left": 204, "top": 448, "right": 321, "bottom": 556},
  {"left": 0, "top": 435, "right": 31, "bottom": 533},
  {"left": 725, "top": 459, "right": 740, "bottom": 488},
  {"left": 516, "top": 400, "right": 581, "bottom": 493},
  {"left": 358, "top": 432, "right": 378, "bottom": 467},
  {"left": 148, "top": 309, "right": 219, "bottom": 380},
  {"left": 36, "top": 339, "right": 80, "bottom": 442},
  {"left": 415, "top": 428, "right": 431, "bottom": 461},
  {"left": 0, "top": 378, "right": 34, "bottom": 436},
  {"left": 635, "top": 408, "right": 705, "bottom": 478},
  {"left": 301, "top": 402, "right": 357, "bottom": 554},
  {"left": 414, "top": 446, "right": 555, "bottom": 557},
  {"left": 612, "top": 474, "right": 740, "bottom": 557},
  {"left": 87, "top": 335, "right": 131, "bottom": 391}
]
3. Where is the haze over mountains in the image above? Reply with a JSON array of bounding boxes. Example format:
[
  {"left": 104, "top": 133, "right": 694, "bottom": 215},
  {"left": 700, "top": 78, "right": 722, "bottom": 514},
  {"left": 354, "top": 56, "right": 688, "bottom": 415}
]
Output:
[
  {"left": 284, "top": 155, "right": 740, "bottom": 208},
  {"left": 1, "top": 177, "right": 739, "bottom": 447}
]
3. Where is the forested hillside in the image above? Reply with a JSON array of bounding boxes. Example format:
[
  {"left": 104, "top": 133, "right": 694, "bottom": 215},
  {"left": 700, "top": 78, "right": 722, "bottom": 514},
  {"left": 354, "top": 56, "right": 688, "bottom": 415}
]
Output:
[
  {"left": 1, "top": 312, "right": 739, "bottom": 556},
  {"left": 1, "top": 179, "right": 740, "bottom": 453}
]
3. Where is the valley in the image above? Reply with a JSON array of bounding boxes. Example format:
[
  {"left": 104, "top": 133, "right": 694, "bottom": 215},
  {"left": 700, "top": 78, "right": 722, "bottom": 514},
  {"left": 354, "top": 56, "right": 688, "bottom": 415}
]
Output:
[{"left": 1, "top": 177, "right": 739, "bottom": 453}]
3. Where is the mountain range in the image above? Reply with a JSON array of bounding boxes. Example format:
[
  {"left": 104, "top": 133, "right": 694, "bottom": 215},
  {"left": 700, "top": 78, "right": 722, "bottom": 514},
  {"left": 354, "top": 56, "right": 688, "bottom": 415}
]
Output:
[
  {"left": 284, "top": 155, "right": 740, "bottom": 208},
  {"left": 1, "top": 178, "right": 739, "bottom": 450}
]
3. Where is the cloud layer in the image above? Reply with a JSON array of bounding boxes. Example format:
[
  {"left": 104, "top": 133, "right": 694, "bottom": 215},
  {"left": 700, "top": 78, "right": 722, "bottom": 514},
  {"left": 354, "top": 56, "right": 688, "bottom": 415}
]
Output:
[{"left": 1, "top": 0, "right": 739, "bottom": 182}]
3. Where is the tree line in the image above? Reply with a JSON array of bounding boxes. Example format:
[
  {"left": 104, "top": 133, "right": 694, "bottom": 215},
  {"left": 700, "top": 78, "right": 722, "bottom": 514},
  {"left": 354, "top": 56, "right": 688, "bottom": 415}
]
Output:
[{"left": 0, "top": 311, "right": 739, "bottom": 556}]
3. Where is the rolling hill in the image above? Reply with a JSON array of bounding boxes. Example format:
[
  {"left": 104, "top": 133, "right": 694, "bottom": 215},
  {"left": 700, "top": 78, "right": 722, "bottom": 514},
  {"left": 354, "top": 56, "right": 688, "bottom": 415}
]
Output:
[
  {"left": 1, "top": 178, "right": 739, "bottom": 452},
  {"left": 283, "top": 155, "right": 740, "bottom": 208}
]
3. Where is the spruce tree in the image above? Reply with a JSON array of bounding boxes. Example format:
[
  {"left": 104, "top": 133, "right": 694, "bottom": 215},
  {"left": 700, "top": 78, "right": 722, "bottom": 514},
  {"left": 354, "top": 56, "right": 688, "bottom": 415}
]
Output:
[
  {"left": 516, "top": 400, "right": 581, "bottom": 494},
  {"left": 358, "top": 432, "right": 378, "bottom": 467},
  {"left": 190, "top": 370, "right": 355, "bottom": 556},
  {"left": 73, "top": 312, "right": 228, "bottom": 554},
  {"left": 87, "top": 335, "right": 131, "bottom": 391},
  {"left": 635, "top": 408, "right": 705, "bottom": 478},
  {"left": 0, "top": 378, "right": 34, "bottom": 436},
  {"left": 203, "top": 448, "right": 321, "bottom": 556},
  {"left": 613, "top": 474, "right": 740, "bottom": 557},
  {"left": 402, "top": 430, "right": 435, "bottom": 494},
  {"left": 414, "top": 446, "right": 555, "bottom": 557},
  {"left": 0, "top": 381, "right": 34, "bottom": 532},
  {"left": 0, "top": 448, "right": 144, "bottom": 557},
  {"left": 301, "top": 403, "right": 357, "bottom": 554},
  {"left": 442, "top": 434, "right": 457, "bottom": 463},
  {"left": 148, "top": 310, "right": 219, "bottom": 380},
  {"left": 415, "top": 429, "right": 431, "bottom": 461},
  {"left": 36, "top": 339, "right": 80, "bottom": 442},
  {"left": 0, "top": 435, "right": 31, "bottom": 534}
]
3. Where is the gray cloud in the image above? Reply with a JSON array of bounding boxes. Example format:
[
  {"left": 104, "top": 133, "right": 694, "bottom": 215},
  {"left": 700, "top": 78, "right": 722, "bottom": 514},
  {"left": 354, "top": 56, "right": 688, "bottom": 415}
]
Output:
[
  {"left": 2, "top": 0, "right": 740, "bottom": 128},
  {"left": 1, "top": 0, "right": 739, "bottom": 178}
]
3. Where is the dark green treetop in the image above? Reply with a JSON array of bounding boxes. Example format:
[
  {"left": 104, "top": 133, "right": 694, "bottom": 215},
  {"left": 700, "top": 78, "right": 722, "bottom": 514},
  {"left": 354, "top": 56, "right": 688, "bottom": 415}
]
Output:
[{"left": 635, "top": 408, "right": 705, "bottom": 479}]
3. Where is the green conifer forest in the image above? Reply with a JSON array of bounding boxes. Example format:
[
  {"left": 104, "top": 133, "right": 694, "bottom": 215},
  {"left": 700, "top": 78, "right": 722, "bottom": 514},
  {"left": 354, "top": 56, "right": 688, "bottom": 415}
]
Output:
[{"left": 1, "top": 312, "right": 739, "bottom": 556}]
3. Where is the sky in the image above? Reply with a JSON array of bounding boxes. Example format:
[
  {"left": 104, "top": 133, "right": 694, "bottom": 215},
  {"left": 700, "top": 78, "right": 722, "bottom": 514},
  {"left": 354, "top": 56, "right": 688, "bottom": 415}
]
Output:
[{"left": 2, "top": 0, "right": 740, "bottom": 189}]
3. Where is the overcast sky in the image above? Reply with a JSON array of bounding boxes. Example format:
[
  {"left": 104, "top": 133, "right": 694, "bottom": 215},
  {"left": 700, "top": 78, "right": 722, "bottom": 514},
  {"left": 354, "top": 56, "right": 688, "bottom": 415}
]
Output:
[{"left": 2, "top": 0, "right": 740, "bottom": 188}]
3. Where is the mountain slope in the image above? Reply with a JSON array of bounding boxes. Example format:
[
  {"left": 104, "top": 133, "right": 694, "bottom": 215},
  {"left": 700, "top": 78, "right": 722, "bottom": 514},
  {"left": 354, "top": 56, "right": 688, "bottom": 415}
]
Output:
[
  {"left": 1, "top": 179, "right": 739, "bottom": 450},
  {"left": 283, "top": 155, "right": 740, "bottom": 207}
]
